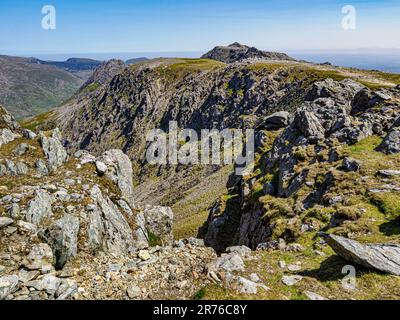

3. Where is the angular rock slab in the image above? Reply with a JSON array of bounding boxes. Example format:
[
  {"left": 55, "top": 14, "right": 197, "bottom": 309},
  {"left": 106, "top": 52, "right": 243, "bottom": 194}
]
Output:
[
  {"left": 39, "top": 128, "right": 68, "bottom": 172},
  {"left": 323, "top": 234, "right": 400, "bottom": 276}
]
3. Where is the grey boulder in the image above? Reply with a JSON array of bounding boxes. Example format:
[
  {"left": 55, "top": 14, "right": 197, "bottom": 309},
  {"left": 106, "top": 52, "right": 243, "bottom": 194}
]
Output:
[
  {"left": 262, "top": 111, "right": 290, "bottom": 130},
  {"left": 39, "top": 128, "right": 68, "bottom": 172},
  {"left": 0, "top": 275, "right": 19, "bottom": 300},
  {"left": 40, "top": 215, "right": 80, "bottom": 270},
  {"left": 323, "top": 233, "right": 400, "bottom": 275},
  {"left": 26, "top": 190, "right": 54, "bottom": 225},
  {"left": 142, "top": 205, "right": 174, "bottom": 245}
]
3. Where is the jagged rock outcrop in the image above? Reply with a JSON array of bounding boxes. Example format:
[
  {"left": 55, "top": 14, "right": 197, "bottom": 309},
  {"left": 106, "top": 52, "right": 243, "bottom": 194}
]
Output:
[
  {"left": 88, "top": 185, "right": 141, "bottom": 256},
  {"left": 39, "top": 128, "right": 68, "bottom": 172},
  {"left": 142, "top": 205, "right": 174, "bottom": 245},
  {"left": 323, "top": 234, "right": 400, "bottom": 276},
  {"left": 81, "top": 59, "right": 126, "bottom": 89},
  {"left": 0, "top": 105, "right": 20, "bottom": 130},
  {"left": 202, "top": 42, "right": 294, "bottom": 63},
  {"left": 25, "top": 190, "right": 54, "bottom": 225},
  {"left": 40, "top": 215, "right": 80, "bottom": 270},
  {"left": 376, "top": 117, "right": 400, "bottom": 154},
  {"left": 201, "top": 78, "right": 400, "bottom": 251},
  {"left": 97, "top": 149, "right": 135, "bottom": 208}
]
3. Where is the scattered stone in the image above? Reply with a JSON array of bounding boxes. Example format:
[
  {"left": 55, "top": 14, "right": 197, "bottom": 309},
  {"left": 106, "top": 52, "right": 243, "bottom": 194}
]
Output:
[
  {"left": 0, "top": 129, "right": 19, "bottom": 147},
  {"left": 236, "top": 277, "right": 258, "bottom": 294},
  {"left": 282, "top": 275, "right": 303, "bottom": 286},
  {"left": 142, "top": 205, "right": 174, "bottom": 245},
  {"left": 211, "top": 253, "right": 245, "bottom": 272},
  {"left": 304, "top": 291, "right": 328, "bottom": 301},
  {"left": 187, "top": 238, "right": 205, "bottom": 247},
  {"left": 378, "top": 170, "right": 400, "bottom": 177},
  {"left": 249, "top": 273, "right": 260, "bottom": 283},
  {"left": 16, "top": 220, "right": 37, "bottom": 234},
  {"left": 7, "top": 203, "right": 20, "bottom": 219},
  {"left": 97, "top": 149, "right": 135, "bottom": 207},
  {"left": 376, "top": 117, "right": 400, "bottom": 154},
  {"left": 263, "top": 111, "right": 290, "bottom": 130},
  {"left": 0, "top": 275, "right": 19, "bottom": 300},
  {"left": 21, "top": 129, "right": 37, "bottom": 140},
  {"left": 14, "top": 143, "right": 29, "bottom": 156},
  {"left": 127, "top": 284, "right": 141, "bottom": 299},
  {"left": 26, "top": 274, "right": 61, "bottom": 296},
  {"left": 226, "top": 245, "right": 252, "bottom": 258},
  {"left": 0, "top": 217, "right": 13, "bottom": 228},
  {"left": 95, "top": 161, "right": 108, "bottom": 175},
  {"left": 341, "top": 157, "right": 361, "bottom": 172},
  {"left": 24, "top": 244, "right": 54, "bottom": 271},
  {"left": 287, "top": 264, "right": 302, "bottom": 272},
  {"left": 138, "top": 250, "right": 151, "bottom": 261}
]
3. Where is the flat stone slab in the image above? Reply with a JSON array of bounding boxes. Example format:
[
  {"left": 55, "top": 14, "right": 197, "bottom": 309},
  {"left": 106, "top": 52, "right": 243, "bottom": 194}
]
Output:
[{"left": 323, "top": 234, "right": 400, "bottom": 276}]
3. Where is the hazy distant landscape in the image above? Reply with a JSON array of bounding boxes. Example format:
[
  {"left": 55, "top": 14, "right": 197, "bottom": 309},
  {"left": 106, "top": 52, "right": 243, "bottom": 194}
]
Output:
[{"left": 10, "top": 49, "right": 400, "bottom": 74}]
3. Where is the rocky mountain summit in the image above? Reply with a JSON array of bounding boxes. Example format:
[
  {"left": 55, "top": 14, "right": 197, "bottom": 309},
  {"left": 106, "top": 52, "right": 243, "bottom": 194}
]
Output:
[{"left": 201, "top": 42, "right": 295, "bottom": 63}]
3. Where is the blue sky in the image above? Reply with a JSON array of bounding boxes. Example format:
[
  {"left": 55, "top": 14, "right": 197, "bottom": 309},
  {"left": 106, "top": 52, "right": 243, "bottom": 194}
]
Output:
[{"left": 1, "top": 0, "right": 400, "bottom": 55}]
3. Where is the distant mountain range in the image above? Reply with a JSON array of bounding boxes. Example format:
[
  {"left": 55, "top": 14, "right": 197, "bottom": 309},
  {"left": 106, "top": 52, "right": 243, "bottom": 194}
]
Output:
[{"left": 0, "top": 55, "right": 148, "bottom": 119}]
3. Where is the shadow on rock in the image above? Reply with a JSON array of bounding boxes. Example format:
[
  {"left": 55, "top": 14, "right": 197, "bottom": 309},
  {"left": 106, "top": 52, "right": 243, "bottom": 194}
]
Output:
[{"left": 299, "top": 255, "right": 369, "bottom": 282}]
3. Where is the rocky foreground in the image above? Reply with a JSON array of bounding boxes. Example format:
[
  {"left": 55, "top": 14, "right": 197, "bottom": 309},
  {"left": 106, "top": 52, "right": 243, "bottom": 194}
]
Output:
[{"left": 0, "top": 106, "right": 216, "bottom": 300}]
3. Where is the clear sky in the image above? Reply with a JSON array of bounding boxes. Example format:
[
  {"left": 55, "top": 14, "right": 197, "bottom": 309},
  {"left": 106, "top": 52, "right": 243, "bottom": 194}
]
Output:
[{"left": 1, "top": 0, "right": 399, "bottom": 55}]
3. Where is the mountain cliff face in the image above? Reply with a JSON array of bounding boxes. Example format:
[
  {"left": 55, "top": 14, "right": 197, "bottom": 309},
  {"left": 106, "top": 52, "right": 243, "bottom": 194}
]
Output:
[{"left": 13, "top": 45, "right": 400, "bottom": 300}]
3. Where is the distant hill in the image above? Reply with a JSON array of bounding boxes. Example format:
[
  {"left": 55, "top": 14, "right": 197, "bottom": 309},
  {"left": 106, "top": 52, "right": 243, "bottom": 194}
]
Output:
[
  {"left": 42, "top": 58, "right": 103, "bottom": 80},
  {"left": 43, "top": 57, "right": 103, "bottom": 71},
  {"left": 125, "top": 57, "right": 149, "bottom": 65},
  {"left": 0, "top": 55, "right": 84, "bottom": 119},
  {"left": 202, "top": 42, "right": 295, "bottom": 63}
]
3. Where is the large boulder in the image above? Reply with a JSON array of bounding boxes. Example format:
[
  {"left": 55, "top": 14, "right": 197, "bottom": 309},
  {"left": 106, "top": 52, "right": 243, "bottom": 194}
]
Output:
[
  {"left": 376, "top": 117, "right": 400, "bottom": 154},
  {"left": 262, "top": 111, "right": 290, "bottom": 130},
  {"left": 40, "top": 215, "right": 80, "bottom": 270},
  {"left": 0, "top": 129, "right": 19, "bottom": 147},
  {"left": 142, "top": 205, "right": 174, "bottom": 245},
  {"left": 351, "top": 88, "right": 391, "bottom": 115},
  {"left": 323, "top": 233, "right": 400, "bottom": 275},
  {"left": 0, "top": 275, "right": 19, "bottom": 300},
  {"left": 305, "top": 78, "right": 364, "bottom": 108},
  {"left": 87, "top": 186, "right": 143, "bottom": 256},
  {"left": 26, "top": 190, "right": 54, "bottom": 225},
  {"left": 39, "top": 128, "right": 68, "bottom": 172},
  {"left": 97, "top": 150, "right": 135, "bottom": 208},
  {"left": 293, "top": 109, "right": 325, "bottom": 139},
  {"left": 24, "top": 243, "right": 54, "bottom": 271},
  {"left": 0, "top": 106, "right": 20, "bottom": 131}
]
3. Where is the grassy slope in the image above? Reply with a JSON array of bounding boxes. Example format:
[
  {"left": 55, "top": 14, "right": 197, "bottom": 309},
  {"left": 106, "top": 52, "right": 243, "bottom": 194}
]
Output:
[{"left": 0, "top": 56, "right": 83, "bottom": 119}]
